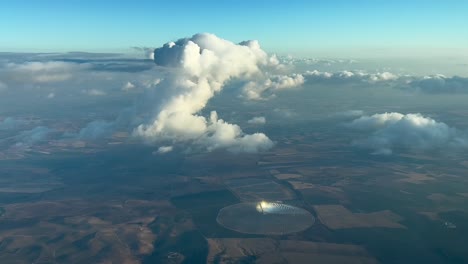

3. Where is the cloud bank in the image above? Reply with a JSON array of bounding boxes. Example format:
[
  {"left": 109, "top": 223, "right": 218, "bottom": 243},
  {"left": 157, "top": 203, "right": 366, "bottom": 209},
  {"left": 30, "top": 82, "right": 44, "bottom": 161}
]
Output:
[
  {"left": 347, "top": 112, "right": 468, "bottom": 154},
  {"left": 304, "top": 70, "right": 398, "bottom": 83},
  {"left": 409, "top": 75, "right": 468, "bottom": 94},
  {"left": 303, "top": 70, "right": 468, "bottom": 96},
  {"left": 131, "top": 46, "right": 155, "bottom": 60},
  {"left": 5, "top": 61, "right": 90, "bottom": 83},
  {"left": 134, "top": 33, "right": 275, "bottom": 153}
]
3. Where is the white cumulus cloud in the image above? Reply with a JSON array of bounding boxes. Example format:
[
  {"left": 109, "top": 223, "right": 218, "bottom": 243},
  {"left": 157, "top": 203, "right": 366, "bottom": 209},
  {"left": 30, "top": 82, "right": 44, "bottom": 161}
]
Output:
[
  {"left": 248, "top": 116, "right": 266, "bottom": 125},
  {"left": 347, "top": 112, "right": 468, "bottom": 154},
  {"left": 409, "top": 75, "right": 468, "bottom": 94},
  {"left": 134, "top": 33, "right": 275, "bottom": 153},
  {"left": 156, "top": 145, "right": 173, "bottom": 154},
  {"left": 122, "top": 81, "right": 136, "bottom": 91}
]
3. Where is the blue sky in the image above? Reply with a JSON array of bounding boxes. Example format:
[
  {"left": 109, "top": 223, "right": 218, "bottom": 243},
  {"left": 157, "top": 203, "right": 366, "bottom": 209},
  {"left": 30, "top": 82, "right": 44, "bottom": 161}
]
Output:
[{"left": 1, "top": 0, "right": 467, "bottom": 57}]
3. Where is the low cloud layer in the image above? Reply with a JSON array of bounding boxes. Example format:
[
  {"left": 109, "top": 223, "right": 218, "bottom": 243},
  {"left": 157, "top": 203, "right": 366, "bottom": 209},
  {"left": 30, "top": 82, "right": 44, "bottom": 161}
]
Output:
[
  {"left": 131, "top": 46, "right": 155, "bottom": 60},
  {"left": 304, "top": 70, "right": 468, "bottom": 96},
  {"left": 347, "top": 112, "right": 468, "bottom": 155},
  {"left": 4, "top": 61, "right": 90, "bottom": 83},
  {"left": 304, "top": 70, "right": 398, "bottom": 83},
  {"left": 134, "top": 33, "right": 276, "bottom": 153}
]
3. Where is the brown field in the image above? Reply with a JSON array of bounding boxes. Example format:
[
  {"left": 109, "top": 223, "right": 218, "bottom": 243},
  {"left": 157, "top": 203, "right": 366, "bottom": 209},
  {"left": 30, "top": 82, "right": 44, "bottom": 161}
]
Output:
[
  {"left": 292, "top": 182, "right": 348, "bottom": 202},
  {"left": 427, "top": 193, "right": 453, "bottom": 203},
  {"left": 396, "top": 172, "right": 435, "bottom": 184},
  {"left": 288, "top": 180, "right": 315, "bottom": 189},
  {"left": 398, "top": 153, "right": 439, "bottom": 161},
  {"left": 225, "top": 178, "right": 296, "bottom": 202},
  {"left": 291, "top": 166, "right": 365, "bottom": 186},
  {"left": 274, "top": 173, "right": 303, "bottom": 180},
  {"left": 0, "top": 199, "right": 176, "bottom": 263},
  {"left": 313, "top": 205, "right": 405, "bottom": 230},
  {"left": 419, "top": 211, "right": 440, "bottom": 221},
  {"left": 0, "top": 166, "right": 64, "bottom": 193}
]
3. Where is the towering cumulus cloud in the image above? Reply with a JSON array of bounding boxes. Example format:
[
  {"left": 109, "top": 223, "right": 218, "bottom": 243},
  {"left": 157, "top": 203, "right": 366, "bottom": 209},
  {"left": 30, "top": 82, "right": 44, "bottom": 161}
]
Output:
[{"left": 134, "top": 33, "right": 274, "bottom": 153}]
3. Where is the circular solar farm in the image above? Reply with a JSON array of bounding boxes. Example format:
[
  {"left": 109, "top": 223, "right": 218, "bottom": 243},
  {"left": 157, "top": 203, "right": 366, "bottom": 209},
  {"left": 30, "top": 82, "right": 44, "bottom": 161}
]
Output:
[{"left": 216, "top": 201, "right": 315, "bottom": 235}]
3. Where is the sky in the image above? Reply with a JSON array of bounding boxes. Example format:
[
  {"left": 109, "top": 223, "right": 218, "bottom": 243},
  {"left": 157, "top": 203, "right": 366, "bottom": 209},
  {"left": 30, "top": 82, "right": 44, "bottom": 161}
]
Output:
[{"left": 1, "top": 0, "right": 468, "bottom": 58}]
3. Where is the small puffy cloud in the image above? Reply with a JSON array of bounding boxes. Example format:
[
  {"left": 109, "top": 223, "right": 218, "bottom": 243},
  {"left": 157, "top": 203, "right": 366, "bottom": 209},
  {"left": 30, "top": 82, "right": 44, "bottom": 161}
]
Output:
[
  {"left": 47, "top": 92, "right": 55, "bottom": 99},
  {"left": 142, "top": 78, "right": 161, "bottom": 89},
  {"left": 242, "top": 74, "right": 305, "bottom": 100},
  {"left": 409, "top": 75, "right": 468, "bottom": 94},
  {"left": 347, "top": 112, "right": 468, "bottom": 154},
  {"left": 224, "top": 133, "right": 273, "bottom": 153},
  {"left": 134, "top": 33, "right": 275, "bottom": 153},
  {"left": 156, "top": 146, "right": 173, "bottom": 154},
  {"left": 247, "top": 116, "right": 266, "bottom": 125},
  {"left": 273, "top": 108, "right": 295, "bottom": 118},
  {"left": 283, "top": 57, "right": 358, "bottom": 67},
  {"left": 122, "top": 81, "right": 136, "bottom": 91},
  {"left": 347, "top": 112, "right": 405, "bottom": 130},
  {"left": 78, "top": 120, "right": 115, "bottom": 140},
  {"left": 268, "top": 54, "right": 280, "bottom": 66}
]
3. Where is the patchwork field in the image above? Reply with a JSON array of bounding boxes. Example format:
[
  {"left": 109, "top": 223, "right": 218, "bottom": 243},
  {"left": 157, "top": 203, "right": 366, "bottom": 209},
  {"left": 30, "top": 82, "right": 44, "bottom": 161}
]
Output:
[
  {"left": 313, "top": 205, "right": 405, "bottom": 230},
  {"left": 207, "top": 238, "right": 380, "bottom": 264}
]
